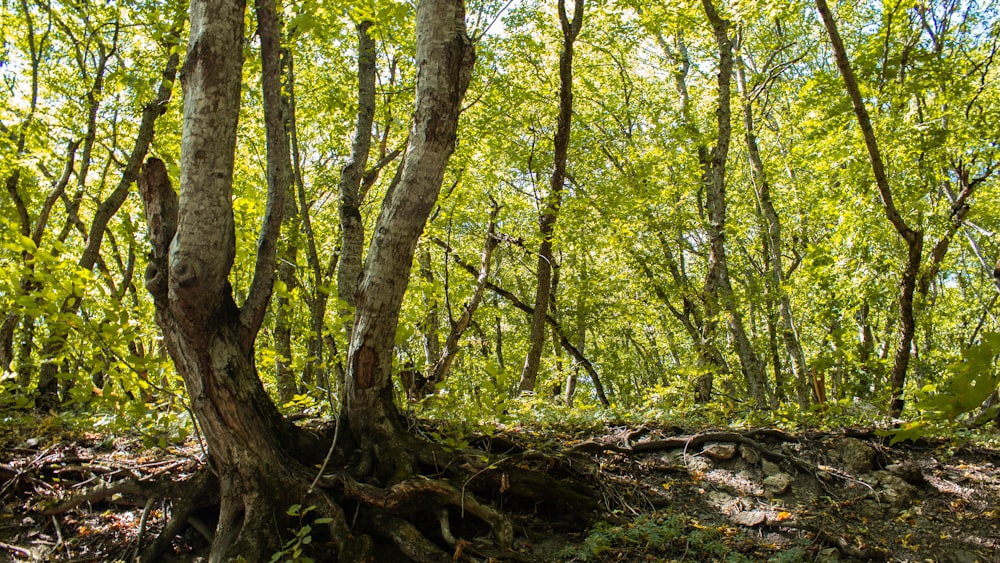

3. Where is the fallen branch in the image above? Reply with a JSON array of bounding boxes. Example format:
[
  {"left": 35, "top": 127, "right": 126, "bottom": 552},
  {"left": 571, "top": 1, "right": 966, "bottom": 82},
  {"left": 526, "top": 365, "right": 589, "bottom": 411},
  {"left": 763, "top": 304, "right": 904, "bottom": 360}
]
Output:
[{"left": 0, "top": 542, "right": 31, "bottom": 558}]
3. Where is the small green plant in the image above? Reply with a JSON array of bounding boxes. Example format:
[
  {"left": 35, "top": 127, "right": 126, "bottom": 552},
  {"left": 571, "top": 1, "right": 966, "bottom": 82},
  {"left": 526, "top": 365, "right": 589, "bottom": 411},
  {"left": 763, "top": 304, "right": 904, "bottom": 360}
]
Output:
[
  {"left": 556, "top": 509, "right": 755, "bottom": 562},
  {"left": 885, "top": 333, "right": 1000, "bottom": 444},
  {"left": 269, "top": 504, "right": 332, "bottom": 563}
]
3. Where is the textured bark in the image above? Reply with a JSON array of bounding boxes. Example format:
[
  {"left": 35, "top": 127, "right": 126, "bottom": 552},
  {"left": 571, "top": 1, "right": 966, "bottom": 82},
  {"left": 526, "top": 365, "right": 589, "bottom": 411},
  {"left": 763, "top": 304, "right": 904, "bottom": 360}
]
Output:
[
  {"left": 519, "top": 0, "right": 583, "bottom": 394},
  {"left": 345, "top": 0, "right": 475, "bottom": 473},
  {"left": 273, "top": 48, "right": 300, "bottom": 405},
  {"left": 418, "top": 248, "right": 442, "bottom": 377},
  {"left": 337, "top": 20, "right": 377, "bottom": 346},
  {"left": 137, "top": 1, "right": 332, "bottom": 559},
  {"left": 816, "top": 0, "right": 923, "bottom": 417},
  {"left": 702, "top": 0, "right": 773, "bottom": 409}
]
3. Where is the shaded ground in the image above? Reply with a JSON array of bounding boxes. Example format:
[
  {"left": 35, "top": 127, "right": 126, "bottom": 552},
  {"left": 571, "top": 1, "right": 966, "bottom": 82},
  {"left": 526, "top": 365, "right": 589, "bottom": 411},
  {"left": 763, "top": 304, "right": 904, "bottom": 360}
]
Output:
[{"left": 1, "top": 418, "right": 998, "bottom": 562}]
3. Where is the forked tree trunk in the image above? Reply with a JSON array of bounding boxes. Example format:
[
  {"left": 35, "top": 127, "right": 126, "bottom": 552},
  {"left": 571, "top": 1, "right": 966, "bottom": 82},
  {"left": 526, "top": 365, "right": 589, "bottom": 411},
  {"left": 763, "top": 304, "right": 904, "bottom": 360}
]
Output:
[
  {"left": 143, "top": 0, "right": 477, "bottom": 555},
  {"left": 138, "top": 1, "right": 339, "bottom": 559},
  {"left": 816, "top": 0, "right": 923, "bottom": 417},
  {"left": 345, "top": 0, "right": 475, "bottom": 472}
]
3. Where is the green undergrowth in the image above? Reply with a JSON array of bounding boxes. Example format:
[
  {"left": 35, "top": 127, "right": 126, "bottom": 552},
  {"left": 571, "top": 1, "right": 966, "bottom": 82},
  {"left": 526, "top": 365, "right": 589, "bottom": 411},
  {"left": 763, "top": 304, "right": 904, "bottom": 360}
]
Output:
[{"left": 556, "top": 508, "right": 811, "bottom": 562}]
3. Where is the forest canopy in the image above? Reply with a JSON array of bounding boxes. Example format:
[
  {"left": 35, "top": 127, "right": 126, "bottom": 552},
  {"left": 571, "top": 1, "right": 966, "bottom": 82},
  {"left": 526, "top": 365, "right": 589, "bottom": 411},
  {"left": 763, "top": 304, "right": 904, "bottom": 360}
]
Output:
[{"left": 3, "top": 0, "right": 999, "bottom": 424}]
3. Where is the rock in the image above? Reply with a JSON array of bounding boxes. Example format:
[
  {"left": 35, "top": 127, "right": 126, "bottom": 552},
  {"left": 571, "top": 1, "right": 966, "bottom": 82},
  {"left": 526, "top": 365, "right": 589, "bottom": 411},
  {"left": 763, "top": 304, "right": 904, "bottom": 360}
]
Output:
[
  {"left": 708, "top": 490, "right": 734, "bottom": 506},
  {"left": 886, "top": 461, "right": 927, "bottom": 486},
  {"left": 739, "top": 443, "right": 760, "bottom": 464},
  {"left": 868, "top": 471, "right": 919, "bottom": 507},
  {"left": 660, "top": 450, "right": 684, "bottom": 467},
  {"left": 763, "top": 473, "right": 793, "bottom": 496},
  {"left": 837, "top": 437, "right": 874, "bottom": 474},
  {"left": 703, "top": 442, "right": 737, "bottom": 460},
  {"left": 686, "top": 456, "right": 712, "bottom": 474},
  {"left": 761, "top": 459, "right": 781, "bottom": 476},
  {"left": 731, "top": 510, "right": 767, "bottom": 526}
]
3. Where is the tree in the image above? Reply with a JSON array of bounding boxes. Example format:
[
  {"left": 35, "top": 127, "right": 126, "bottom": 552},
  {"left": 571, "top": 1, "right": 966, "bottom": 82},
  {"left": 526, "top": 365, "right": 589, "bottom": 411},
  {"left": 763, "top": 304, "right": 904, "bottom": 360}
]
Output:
[
  {"left": 135, "top": 0, "right": 510, "bottom": 558},
  {"left": 701, "top": 0, "right": 774, "bottom": 409},
  {"left": 518, "top": 0, "right": 584, "bottom": 394}
]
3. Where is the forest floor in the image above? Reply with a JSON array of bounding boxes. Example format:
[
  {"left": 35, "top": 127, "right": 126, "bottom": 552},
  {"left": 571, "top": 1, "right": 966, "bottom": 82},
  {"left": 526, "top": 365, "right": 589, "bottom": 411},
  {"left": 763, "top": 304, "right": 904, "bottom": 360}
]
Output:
[{"left": 0, "top": 416, "right": 998, "bottom": 562}]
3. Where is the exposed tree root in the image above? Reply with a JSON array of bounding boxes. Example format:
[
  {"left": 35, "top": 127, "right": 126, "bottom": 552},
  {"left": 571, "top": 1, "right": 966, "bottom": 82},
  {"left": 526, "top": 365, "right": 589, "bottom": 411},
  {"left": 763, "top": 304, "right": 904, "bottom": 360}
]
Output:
[{"left": 20, "top": 422, "right": 597, "bottom": 562}]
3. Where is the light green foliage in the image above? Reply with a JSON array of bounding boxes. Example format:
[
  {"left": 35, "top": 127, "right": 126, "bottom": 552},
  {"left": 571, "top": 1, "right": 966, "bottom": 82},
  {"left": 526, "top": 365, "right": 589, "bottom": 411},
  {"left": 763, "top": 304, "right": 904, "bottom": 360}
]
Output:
[
  {"left": 887, "top": 333, "right": 1000, "bottom": 444},
  {"left": 3, "top": 0, "right": 1000, "bottom": 442},
  {"left": 556, "top": 509, "right": 796, "bottom": 562},
  {"left": 269, "top": 504, "right": 333, "bottom": 563}
]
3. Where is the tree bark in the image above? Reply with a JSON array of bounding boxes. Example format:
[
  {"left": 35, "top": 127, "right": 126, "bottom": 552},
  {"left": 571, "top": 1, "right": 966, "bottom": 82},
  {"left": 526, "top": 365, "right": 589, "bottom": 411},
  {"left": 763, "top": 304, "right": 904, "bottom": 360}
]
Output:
[
  {"left": 337, "top": 20, "right": 377, "bottom": 351},
  {"left": 735, "top": 53, "right": 810, "bottom": 410},
  {"left": 138, "top": 1, "right": 338, "bottom": 558},
  {"left": 702, "top": 0, "right": 774, "bottom": 409},
  {"left": 273, "top": 48, "right": 300, "bottom": 406},
  {"left": 816, "top": 0, "right": 923, "bottom": 417},
  {"left": 345, "top": 0, "right": 475, "bottom": 476},
  {"left": 518, "top": 0, "right": 583, "bottom": 394}
]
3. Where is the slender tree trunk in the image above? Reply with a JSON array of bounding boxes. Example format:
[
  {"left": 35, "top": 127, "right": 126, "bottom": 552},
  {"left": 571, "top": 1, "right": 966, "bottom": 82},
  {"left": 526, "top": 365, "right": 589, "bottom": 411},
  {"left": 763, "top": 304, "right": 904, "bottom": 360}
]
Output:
[
  {"left": 273, "top": 49, "right": 300, "bottom": 406},
  {"left": 816, "top": 0, "right": 923, "bottom": 417},
  {"left": 518, "top": 0, "right": 583, "bottom": 394},
  {"left": 650, "top": 27, "right": 731, "bottom": 404},
  {"left": 337, "top": 20, "right": 377, "bottom": 348},
  {"left": 735, "top": 54, "right": 809, "bottom": 410},
  {"left": 0, "top": 314, "right": 16, "bottom": 374},
  {"left": 702, "top": 0, "right": 773, "bottom": 409},
  {"left": 421, "top": 204, "right": 499, "bottom": 396},
  {"left": 418, "top": 248, "right": 442, "bottom": 377}
]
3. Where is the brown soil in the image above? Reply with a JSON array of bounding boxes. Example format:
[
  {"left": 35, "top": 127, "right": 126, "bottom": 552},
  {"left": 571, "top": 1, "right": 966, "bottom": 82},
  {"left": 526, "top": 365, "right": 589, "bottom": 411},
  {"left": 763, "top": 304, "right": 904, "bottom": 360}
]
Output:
[{"left": 1, "top": 420, "right": 998, "bottom": 562}]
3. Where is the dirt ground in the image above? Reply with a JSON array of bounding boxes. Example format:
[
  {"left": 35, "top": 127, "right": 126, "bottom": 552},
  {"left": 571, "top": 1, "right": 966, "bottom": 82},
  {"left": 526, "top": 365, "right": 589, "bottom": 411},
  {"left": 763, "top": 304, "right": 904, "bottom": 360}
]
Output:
[{"left": 1, "top": 420, "right": 998, "bottom": 562}]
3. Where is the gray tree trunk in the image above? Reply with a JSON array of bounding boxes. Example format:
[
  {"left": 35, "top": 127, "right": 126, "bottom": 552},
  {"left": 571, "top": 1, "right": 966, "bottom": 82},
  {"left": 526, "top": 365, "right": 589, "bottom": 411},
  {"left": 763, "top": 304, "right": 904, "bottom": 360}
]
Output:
[
  {"left": 735, "top": 54, "right": 810, "bottom": 410},
  {"left": 345, "top": 0, "right": 475, "bottom": 473},
  {"left": 337, "top": 20, "right": 377, "bottom": 354},
  {"left": 138, "top": 1, "right": 342, "bottom": 559},
  {"left": 702, "top": 0, "right": 773, "bottom": 409},
  {"left": 519, "top": 0, "right": 583, "bottom": 394}
]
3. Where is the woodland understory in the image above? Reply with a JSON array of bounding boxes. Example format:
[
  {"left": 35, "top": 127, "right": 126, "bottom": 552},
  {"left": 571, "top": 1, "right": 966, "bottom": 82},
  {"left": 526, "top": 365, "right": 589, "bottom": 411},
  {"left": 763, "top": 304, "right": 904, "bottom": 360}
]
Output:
[{"left": 1, "top": 415, "right": 998, "bottom": 562}]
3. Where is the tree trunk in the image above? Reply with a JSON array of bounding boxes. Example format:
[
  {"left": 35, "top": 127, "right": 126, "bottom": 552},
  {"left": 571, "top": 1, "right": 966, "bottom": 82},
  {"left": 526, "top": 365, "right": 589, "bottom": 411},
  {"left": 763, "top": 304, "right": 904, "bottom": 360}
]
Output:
[
  {"left": 702, "top": 0, "right": 773, "bottom": 410},
  {"left": 735, "top": 53, "right": 810, "bottom": 410},
  {"left": 138, "top": 1, "right": 341, "bottom": 558},
  {"left": 418, "top": 247, "right": 442, "bottom": 378},
  {"left": 273, "top": 48, "right": 300, "bottom": 406},
  {"left": 518, "top": 0, "right": 583, "bottom": 394},
  {"left": 420, "top": 204, "right": 499, "bottom": 397},
  {"left": 345, "top": 0, "right": 475, "bottom": 475},
  {"left": 816, "top": 0, "right": 923, "bottom": 417},
  {"left": 337, "top": 20, "right": 377, "bottom": 348}
]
